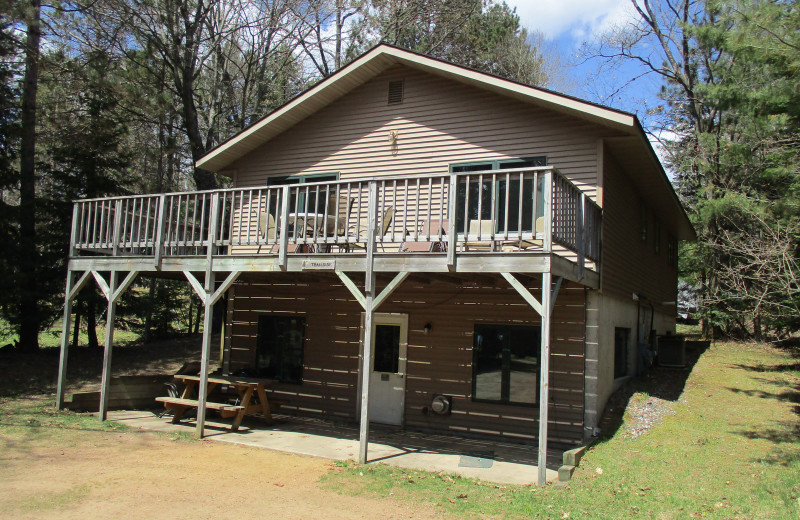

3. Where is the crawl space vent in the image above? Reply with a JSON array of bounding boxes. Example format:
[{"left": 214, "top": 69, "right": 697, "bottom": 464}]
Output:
[{"left": 388, "top": 80, "right": 404, "bottom": 104}]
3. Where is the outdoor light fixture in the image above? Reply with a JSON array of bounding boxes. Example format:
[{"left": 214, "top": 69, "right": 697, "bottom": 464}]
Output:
[{"left": 423, "top": 322, "right": 432, "bottom": 335}]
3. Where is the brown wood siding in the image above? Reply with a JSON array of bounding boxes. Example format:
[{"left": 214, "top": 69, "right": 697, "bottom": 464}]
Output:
[
  {"left": 600, "top": 150, "right": 679, "bottom": 305},
  {"left": 230, "top": 65, "right": 617, "bottom": 200},
  {"left": 228, "top": 274, "right": 586, "bottom": 447}
]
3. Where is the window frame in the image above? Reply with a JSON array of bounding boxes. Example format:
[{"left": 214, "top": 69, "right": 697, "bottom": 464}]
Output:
[
  {"left": 450, "top": 157, "right": 547, "bottom": 235},
  {"left": 471, "top": 323, "right": 541, "bottom": 407},
  {"left": 653, "top": 215, "right": 661, "bottom": 254},
  {"left": 255, "top": 314, "right": 306, "bottom": 384},
  {"left": 267, "top": 172, "right": 339, "bottom": 214},
  {"left": 614, "top": 327, "right": 631, "bottom": 379}
]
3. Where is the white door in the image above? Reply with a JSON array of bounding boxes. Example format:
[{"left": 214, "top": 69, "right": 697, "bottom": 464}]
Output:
[{"left": 367, "top": 313, "right": 408, "bottom": 426}]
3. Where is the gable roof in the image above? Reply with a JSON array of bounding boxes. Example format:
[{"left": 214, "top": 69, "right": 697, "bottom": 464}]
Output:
[{"left": 197, "top": 43, "right": 695, "bottom": 241}]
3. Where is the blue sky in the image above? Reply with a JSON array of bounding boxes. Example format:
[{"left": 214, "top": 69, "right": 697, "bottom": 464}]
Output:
[{"left": 506, "top": 0, "right": 663, "bottom": 121}]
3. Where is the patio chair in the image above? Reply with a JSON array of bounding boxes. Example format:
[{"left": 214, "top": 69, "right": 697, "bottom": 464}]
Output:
[
  {"left": 258, "top": 212, "right": 305, "bottom": 253},
  {"left": 464, "top": 219, "right": 497, "bottom": 251},
  {"left": 500, "top": 216, "right": 546, "bottom": 251},
  {"left": 400, "top": 218, "right": 449, "bottom": 252},
  {"left": 348, "top": 206, "right": 394, "bottom": 251}
]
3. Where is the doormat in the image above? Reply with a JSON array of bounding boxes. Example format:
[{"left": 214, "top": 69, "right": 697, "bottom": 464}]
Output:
[{"left": 458, "top": 451, "right": 494, "bottom": 468}]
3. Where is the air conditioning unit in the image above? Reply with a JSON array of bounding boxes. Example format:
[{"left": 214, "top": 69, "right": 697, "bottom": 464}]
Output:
[{"left": 657, "top": 334, "right": 686, "bottom": 367}]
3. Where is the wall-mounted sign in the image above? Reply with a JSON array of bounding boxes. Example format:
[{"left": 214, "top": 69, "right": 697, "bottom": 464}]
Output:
[{"left": 302, "top": 259, "right": 336, "bottom": 270}]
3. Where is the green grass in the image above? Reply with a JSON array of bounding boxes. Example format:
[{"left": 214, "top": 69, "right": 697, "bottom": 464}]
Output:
[
  {"left": 322, "top": 341, "right": 800, "bottom": 519},
  {"left": 0, "top": 394, "right": 131, "bottom": 444},
  {"left": 0, "top": 319, "right": 140, "bottom": 349}
]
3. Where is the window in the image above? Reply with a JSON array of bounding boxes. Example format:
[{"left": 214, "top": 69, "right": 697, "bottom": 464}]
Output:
[
  {"left": 373, "top": 324, "right": 400, "bottom": 373},
  {"left": 614, "top": 328, "right": 630, "bottom": 379},
  {"left": 256, "top": 315, "right": 305, "bottom": 383},
  {"left": 668, "top": 235, "right": 677, "bottom": 267},
  {"left": 653, "top": 216, "right": 661, "bottom": 254},
  {"left": 472, "top": 324, "right": 540, "bottom": 405},
  {"left": 268, "top": 173, "right": 339, "bottom": 214},
  {"left": 452, "top": 157, "right": 547, "bottom": 234},
  {"left": 640, "top": 201, "right": 648, "bottom": 241}
]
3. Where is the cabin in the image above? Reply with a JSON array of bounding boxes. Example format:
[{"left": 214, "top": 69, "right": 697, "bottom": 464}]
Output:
[{"left": 54, "top": 44, "right": 695, "bottom": 485}]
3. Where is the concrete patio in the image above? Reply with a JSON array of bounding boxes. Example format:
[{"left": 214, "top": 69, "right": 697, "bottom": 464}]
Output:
[{"left": 106, "top": 410, "right": 561, "bottom": 485}]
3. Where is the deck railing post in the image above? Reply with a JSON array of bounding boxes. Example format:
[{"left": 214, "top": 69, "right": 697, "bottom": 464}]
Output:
[
  {"left": 447, "top": 173, "right": 457, "bottom": 269},
  {"left": 279, "top": 185, "right": 290, "bottom": 270},
  {"left": 112, "top": 199, "right": 123, "bottom": 256},
  {"left": 543, "top": 169, "right": 553, "bottom": 254},
  {"left": 206, "top": 192, "right": 219, "bottom": 277},
  {"left": 69, "top": 203, "right": 80, "bottom": 258},
  {"left": 153, "top": 194, "right": 166, "bottom": 267}
]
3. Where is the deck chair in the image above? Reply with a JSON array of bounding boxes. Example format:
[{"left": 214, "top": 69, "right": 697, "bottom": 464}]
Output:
[
  {"left": 400, "top": 218, "right": 449, "bottom": 252},
  {"left": 349, "top": 206, "right": 394, "bottom": 251},
  {"left": 325, "top": 193, "right": 355, "bottom": 236},
  {"left": 258, "top": 212, "right": 304, "bottom": 254},
  {"left": 501, "top": 216, "right": 546, "bottom": 251},
  {"left": 464, "top": 219, "right": 498, "bottom": 251}
]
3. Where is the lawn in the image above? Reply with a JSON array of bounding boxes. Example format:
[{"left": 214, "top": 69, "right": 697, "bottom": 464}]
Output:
[{"left": 322, "top": 340, "right": 800, "bottom": 519}]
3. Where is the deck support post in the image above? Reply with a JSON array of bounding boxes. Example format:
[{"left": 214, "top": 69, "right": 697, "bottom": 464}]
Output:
[
  {"left": 538, "top": 271, "right": 553, "bottom": 486},
  {"left": 357, "top": 182, "right": 379, "bottom": 464},
  {"left": 94, "top": 269, "right": 140, "bottom": 420},
  {"left": 55, "top": 271, "right": 76, "bottom": 409},
  {"left": 99, "top": 271, "right": 118, "bottom": 421},
  {"left": 183, "top": 269, "right": 241, "bottom": 438},
  {"left": 501, "top": 272, "right": 563, "bottom": 486},
  {"left": 196, "top": 272, "right": 216, "bottom": 439}
]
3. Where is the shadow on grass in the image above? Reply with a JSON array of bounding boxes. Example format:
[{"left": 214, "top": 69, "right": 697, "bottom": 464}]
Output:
[
  {"left": 0, "top": 334, "right": 206, "bottom": 399},
  {"left": 596, "top": 340, "right": 709, "bottom": 442},
  {"left": 737, "top": 422, "right": 800, "bottom": 445}
]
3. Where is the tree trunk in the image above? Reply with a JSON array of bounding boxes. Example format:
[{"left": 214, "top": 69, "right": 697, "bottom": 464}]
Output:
[
  {"left": 17, "top": 0, "right": 41, "bottom": 352},
  {"left": 143, "top": 278, "right": 156, "bottom": 343}
]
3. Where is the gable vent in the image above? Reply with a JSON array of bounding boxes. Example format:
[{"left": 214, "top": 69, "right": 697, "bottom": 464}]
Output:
[{"left": 387, "top": 80, "right": 404, "bottom": 104}]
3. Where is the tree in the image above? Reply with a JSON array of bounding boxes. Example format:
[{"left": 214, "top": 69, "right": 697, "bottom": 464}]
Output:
[
  {"left": 350, "top": 0, "right": 553, "bottom": 86},
  {"left": 586, "top": 0, "right": 800, "bottom": 339},
  {"left": 17, "top": 0, "right": 42, "bottom": 351}
]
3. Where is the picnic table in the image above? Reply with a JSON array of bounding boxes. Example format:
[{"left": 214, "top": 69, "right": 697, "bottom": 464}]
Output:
[{"left": 155, "top": 374, "right": 282, "bottom": 431}]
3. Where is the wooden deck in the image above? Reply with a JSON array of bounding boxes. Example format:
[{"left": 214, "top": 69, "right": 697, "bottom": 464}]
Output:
[{"left": 66, "top": 166, "right": 601, "bottom": 287}]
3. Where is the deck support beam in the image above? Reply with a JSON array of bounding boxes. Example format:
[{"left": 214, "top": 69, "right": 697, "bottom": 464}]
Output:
[{"left": 502, "top": 272, "right": 562, "bottom": 486}]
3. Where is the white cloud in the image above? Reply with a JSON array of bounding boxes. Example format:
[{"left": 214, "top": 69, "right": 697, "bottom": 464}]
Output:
[{"left": 506, "top": 0, "right": 638, "bottom": 41}]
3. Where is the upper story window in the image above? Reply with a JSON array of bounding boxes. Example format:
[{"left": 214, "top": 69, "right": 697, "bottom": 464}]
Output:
[
  {"left": 640, "top": 200, "right": 648, "bottom": 242},
  {"left": 653, "top": 216, "right": 661, "bottom": 254},
  {"left": 268, "top": 172, "right": 339, "bottom": 214},
  {"left": 451, "top": 157, "right": 547, "bottom": 235},
  {"left": 667, "top": 234, "right": 677, "bottom": 268}
]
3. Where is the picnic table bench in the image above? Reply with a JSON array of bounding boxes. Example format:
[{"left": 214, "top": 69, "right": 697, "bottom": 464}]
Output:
[{"left": 156, "top": 374, "right": 284, "bottom": 431}]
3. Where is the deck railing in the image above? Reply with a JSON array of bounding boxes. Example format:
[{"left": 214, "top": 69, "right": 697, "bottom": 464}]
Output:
[{"left": 70, "top": 167, "right": 601, "bottom": 266}]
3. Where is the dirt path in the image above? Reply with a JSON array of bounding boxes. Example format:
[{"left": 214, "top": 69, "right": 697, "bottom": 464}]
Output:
[{"left": 0, "top": 428, "right": 444, "bottom": 520}]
